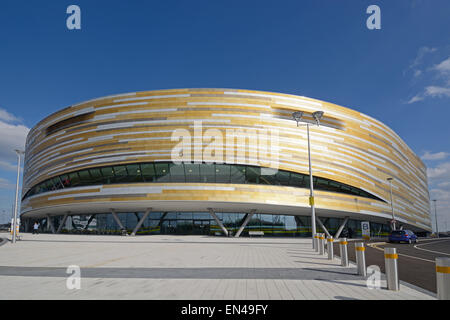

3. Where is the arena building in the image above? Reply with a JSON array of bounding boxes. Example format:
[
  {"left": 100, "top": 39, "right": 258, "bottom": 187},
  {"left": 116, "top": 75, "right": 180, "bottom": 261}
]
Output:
[{"left": 20, "top": 88, "right": 432, "bottom": 237}]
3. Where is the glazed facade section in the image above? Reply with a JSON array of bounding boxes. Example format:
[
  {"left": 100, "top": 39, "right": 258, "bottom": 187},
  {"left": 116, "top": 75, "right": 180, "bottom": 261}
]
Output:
[
  {"left": 20, "top": 88, "right": 432, "bottom": 232},
  {"left": 23, "top": 162, "right": 383, "bottom": 201},
  {"left": 31, "top": 213, "right": 393, "bottom": 238}
]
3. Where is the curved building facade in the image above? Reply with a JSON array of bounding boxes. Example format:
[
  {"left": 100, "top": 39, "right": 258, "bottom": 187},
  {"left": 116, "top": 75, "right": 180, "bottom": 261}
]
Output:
[{"left": 20, "top": 88, "right": 432, "bottom": 236}]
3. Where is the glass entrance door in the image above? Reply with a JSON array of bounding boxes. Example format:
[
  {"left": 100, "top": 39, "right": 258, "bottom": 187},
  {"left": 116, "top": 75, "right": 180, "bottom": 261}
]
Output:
[
  {"left": 193, "top": 219, "right": 210, "bottom": 235},
  {"left": 161, "top": 220, "right": 177, "bottom": 234}
]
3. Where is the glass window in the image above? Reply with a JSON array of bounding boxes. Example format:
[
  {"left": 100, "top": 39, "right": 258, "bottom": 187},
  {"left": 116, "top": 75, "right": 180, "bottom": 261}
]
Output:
[
  {"left": 200, "top": 163, "right": 215, "bottom": 182},
  {"left": 215, "top": 164, "right": 230, "bottom": 183},
  {"left": 230, "top": 165, "right": 245, "bottom": 184},
  {"left": 193, "top": 212, "right": 211, "bottom": 220},
  {"left": 78, "top": 170, "right": 92, "bottom": 185},
  {"left": 316, "top": 178, "right": 329, "bottom": 191},
  {"left": 140, "top": 163, "right": 155, "bottom": 182},
  {"left": 68, "top": 172, "right": 81, "bottom": 187},
  {"left": 45, "top": 180, "right": 53, "bottom": 191},
  {"left": 52, "top": 177, "right": 63, "bottom": 190},
  {"left": 100, "top": 167, "right": 114, "bottom": 184},
  {"left": 177, "top": 212, "right": 193, "bottom": 220},
  {"left": 113, "top": 165, "right": 128, "bottom": 183},
  {"left": 23, "top": 161, "right": 385, "bottom": 202},
  {"left": 285, "top": 216, "right": 297, "bottom": 231},
  {"left": 169, "top": 164, "right": 185, "bottom": 182},
  {"left": 258, "top": 174, "right": 272, "bottom": 185},
  {"left": 155, "top": 163, "right": 170, "bottom": 182},
  {"left": 275, "top": 170, "right": 290, "bottom": 186},
  {"left": 246, "top": 166, "right": 260, "bottom": 184},
  {"left": 185, "top": 163, "right": 200, "bottom": 182},
  {"left": 289, "top": 173, "right": 304, "bottom": 187},
  {"left": 60, "top": 174, "right": 71, "bottom": 187},
  {"left": 89, "top": 168, "right": 104, "bottom": 184},
  {"left": 260, "top": 214, "right": 273, "bottom": 234},
  {"left": 126, "top": 164, "right": 143, "bottom": 183},
  {"left": 328, "top": 181, "right": 341, "bottom": 192},
  {"left": 164, "top": 212, "right": 176, "bottom": 219}
]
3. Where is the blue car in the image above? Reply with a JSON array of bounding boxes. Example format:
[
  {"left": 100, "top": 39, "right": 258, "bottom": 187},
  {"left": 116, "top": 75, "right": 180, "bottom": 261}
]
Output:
[{"left": 388, "top": 230, "right": 418, "bottom": 244}]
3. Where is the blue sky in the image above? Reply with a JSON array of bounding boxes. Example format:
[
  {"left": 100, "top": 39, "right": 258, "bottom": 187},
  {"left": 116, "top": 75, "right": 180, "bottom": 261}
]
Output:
[{"left": 0, "top": 0, "right": 449, "bottom": 229}]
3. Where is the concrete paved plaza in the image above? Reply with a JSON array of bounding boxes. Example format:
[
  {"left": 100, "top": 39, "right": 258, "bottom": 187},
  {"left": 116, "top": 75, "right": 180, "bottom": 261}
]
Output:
[{"left": 0, "top": 233, "right": 436, "bottom": 300}]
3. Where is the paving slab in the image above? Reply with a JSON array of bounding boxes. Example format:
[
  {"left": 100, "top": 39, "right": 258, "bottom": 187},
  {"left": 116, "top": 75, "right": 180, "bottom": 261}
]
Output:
[{"left": 0, "top": 233, "right": 436, "bottom": 300}]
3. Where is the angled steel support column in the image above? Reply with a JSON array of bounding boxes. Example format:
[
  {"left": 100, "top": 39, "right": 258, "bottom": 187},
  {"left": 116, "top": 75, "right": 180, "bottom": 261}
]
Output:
[
  {"left": 83, "top": 214, "right": 96, "bottom": 230},
  {"left": 111, "top": 209, "right": 126, "bottom": 231},
  {"left": 158, "top": 212, "right": 168, "bottom": 227},
  {"left": 316, "top": 217, "right": 331, "bottom": 238},
  {"left": 131, "top": 208, "right": 151, "bottom": 236},
  {"left": 334, "top": 217, "right": 349, "bottom": 239},
  {"left": 208, "top": 208, "right": 228, "bottom": 236},
  {"left": 56, "top": 213, "right": 69, "bottom": 234},
  {"left": 235, "top": 210, "right": 256, "bottom": 238},
  {"left": 47, "top": 215, "right": 56, "bottom": 234},
  {"left": 294, "top": 216, "right": 304, "bottom": 226}
]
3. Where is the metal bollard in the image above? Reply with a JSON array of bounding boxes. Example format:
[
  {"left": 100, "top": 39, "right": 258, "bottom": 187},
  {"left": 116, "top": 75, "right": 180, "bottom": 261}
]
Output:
[
  {"left": 384, "top": 247, "right": 399, "bottom": 291},
  {"left": 355, "top": 242, "right": 366, "bottom": 276},
  {"left": 319, "top": 233, "right": 325, "bottom": 255},
  {"left": 436, "top": 257, "right": 450, "bottom": 300},
  {"left": 314, "top": 234, "right": 319, "bottom": 252},
  {"left": 339, "top": 238, "right": 349, "bottom": 267},
  {"left": 327, "top": 236, "right": 334, "bottom": 260}
]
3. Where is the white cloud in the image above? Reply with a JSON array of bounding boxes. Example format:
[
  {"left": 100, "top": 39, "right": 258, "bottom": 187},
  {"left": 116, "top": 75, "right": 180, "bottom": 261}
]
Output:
[
  {"left": 427, "top": 162, "right": 450, "bottom": 180},
  {"left": 0, "top": 160, "right": 18, "bottom": 171},
  {"left": 407, "top": 94, "right": 424, "bottom": 104},
  {"left": 0, "top": 108, "right": 21, "bottom": 123},
  {"left": 0, "top": 109, "right": 29, "bottom": 171},
  {"left": 409, "top": 46, "right": 437, "bottom": 70},
  {"left": 433, "top": 56, "right": 450, "bottom": 74},
  {"left": 421, "top": 151, "right": 449, "bottom": 161},
  {"left": 0, "top": 177, "right": 14, "bottom": 189},
  {"left": 425, "top": 86, "right": 450, "bottom": 98},
  {"left": 406, "top": 51, "right": 450, "bottom": 104},
  {"left": 438, "top": 181, "right": 450, "bottom": 188},
  {"left": 427, "top": 161, "right": 450, "bottom": 231}
]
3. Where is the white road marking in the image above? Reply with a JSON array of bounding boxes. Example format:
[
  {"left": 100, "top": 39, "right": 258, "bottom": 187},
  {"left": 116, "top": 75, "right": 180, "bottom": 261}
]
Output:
[
  {"left": 413, "top": 239, "right": 450, "bottom": 257},
  {"left": 368, "top": 242, "right": 435, "bottom": 263}
]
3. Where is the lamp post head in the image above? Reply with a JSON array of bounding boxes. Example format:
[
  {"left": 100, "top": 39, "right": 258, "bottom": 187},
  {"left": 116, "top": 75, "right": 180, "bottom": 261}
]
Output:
[
  {"left": 387, "top": 177, "right": 393, "bottom": 182},
  {"left": 292, "top": 111, "right": 304, "bottom": 127},
  {"left": 312, "top": 111, "right": 324, "bottom": 125}
]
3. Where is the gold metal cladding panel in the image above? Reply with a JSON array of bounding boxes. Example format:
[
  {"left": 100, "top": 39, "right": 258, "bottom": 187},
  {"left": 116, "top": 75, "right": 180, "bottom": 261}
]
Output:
[
  {"left": 20, "top": 183, "right": 373, "bottom": 211},
  {"left": 21, "top": 89, "right": 431, "bottom": 230},
  {"left": 20, "top": 183, "right": 429, "bottom": 229}
]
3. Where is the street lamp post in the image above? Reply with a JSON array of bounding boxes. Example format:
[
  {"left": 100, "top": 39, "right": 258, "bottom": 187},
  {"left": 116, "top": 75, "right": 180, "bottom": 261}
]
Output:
[
  {"left": 292, "top": 110, "right": 324, "bottom": 250},
  {"left": 433, "top": 199, "right": 439, "bottom": 238},
  {"left": 12, "top": 149, "right": 24, "bottom": 244},
  {"left": 387, "top": 177, "right": 396, "bottom": 231}
]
